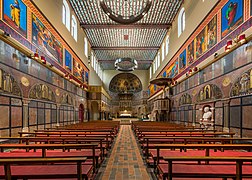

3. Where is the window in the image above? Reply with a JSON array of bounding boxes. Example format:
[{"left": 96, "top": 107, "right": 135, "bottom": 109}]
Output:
[
  {"left": 149, "top": 66, "right": 152, "bottom": 79},
  {"left": 157, "top": 52, "right": 160, "bottom": 67},
  {"left": 71, "top": 15, "right": 77, "bottom": 41},
  {"left": 178, "top": 7, "right": 185, "bottom": 37},
  {"left": 166, "top": 36, "right": 169, "bottom": 55},
  {"left": 153, "top": 60, "right": 156, "bottom": 73},
  {"left": 162, "top": 44, "right": 165, "bottom": 61},
  {"left": 91, "top": 51, "right": 94, "bottom": 67},
  {"left": 84, "top": 37, "right": 88, "bottom": 57},
  {"left": 62, "top": 0, "right": 70, "bottom": 31}
]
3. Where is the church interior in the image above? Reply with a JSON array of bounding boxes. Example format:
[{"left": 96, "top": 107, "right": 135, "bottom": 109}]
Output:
[{"left": 0, "top": 0, "right": 252, "bottom": 179}]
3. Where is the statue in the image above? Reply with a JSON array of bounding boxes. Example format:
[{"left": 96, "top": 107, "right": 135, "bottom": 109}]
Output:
[
  {"left": 240, "top": 73, "right": 249, "bottom": 93},
  {"left": 200, "top": 106, "right": 213, "bottom": 129}
]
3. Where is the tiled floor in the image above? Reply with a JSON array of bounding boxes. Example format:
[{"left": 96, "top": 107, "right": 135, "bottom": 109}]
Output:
[{"left": 99, "top": 125, "right": 152, "bottom": 180}]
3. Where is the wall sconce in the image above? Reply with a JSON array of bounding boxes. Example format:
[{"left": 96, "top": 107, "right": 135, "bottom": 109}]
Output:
[
  {"left": 225, "top": 45, "right": 230, "bottom": 52},
  {"left": 238, "top": 34, "right": 246, "bottom": 44},
  {"left": 214, "top": 53, "right": 218, "bottom": 58},
  {"left": 64, "top": 73, "right": 69, "bottom": 80},
  {"left": 193, "top": 67, "right": 198, "bottom": 72},
  {"left": 33, "top": 52, "right": 39, "bottom": 60},
  {"left": 226, "top": 40, "right": 232, "bottom": 49},
  {"left": 40, "top": 55, "right": 46, "bottom": 64}
]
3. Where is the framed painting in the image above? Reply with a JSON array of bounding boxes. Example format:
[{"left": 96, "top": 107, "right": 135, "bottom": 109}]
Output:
[
  {"left": 32, "top": 14, "right": 63, "bottom": 64},
  {"left": 187, "top": 40, "right": 195, "bottom": 65},
  {"left": 85, "top": 71, "right": 88, "bottom": 84},
  {"left": 206, "top": 15, "right": 217, "bottom": 49},
  {"left": 65, "top": 49, "right": 72, "bottom": 72},
  {"left": 3, "top": 0, "right": 27, "bottom": 37},
  {"left": 73, "top": 59, "right": 85, "bottom": 82},
  {"left": 168, "top": 60, "right": 179, "bottom": 78},
  {"left": 195, "top": 27, "right": 207, "bottom": 58},
  {"left": 221, "top": 0, "right": 243, "bottom": 38},
  {"left": 179, "top": 49, "right": 186, "bottom": 70}
]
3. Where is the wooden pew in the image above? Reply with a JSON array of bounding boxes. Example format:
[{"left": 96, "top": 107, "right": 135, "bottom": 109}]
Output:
[
  {"left": 0, "top": 157, "right": 87, "bottom": 180},
  {"left": 161, "top": 156, "right": 252, "bottom": 180}
]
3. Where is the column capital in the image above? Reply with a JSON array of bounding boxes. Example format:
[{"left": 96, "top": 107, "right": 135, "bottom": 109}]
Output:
[{"left": 22, "top": 98, "right": 30, "bottom": 106}]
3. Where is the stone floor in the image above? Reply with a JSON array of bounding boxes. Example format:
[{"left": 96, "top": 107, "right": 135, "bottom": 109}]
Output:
[{"left": 98, "top": 125, "right": 152, "bottom": 180}]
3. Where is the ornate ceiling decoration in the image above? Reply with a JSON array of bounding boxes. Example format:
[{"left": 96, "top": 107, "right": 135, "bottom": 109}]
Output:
[
  {"left": 115, "top": 58, "right": 138, "bottom": 71},
  {"left": 69, "top": 0, "right": 183, "bottom": 70},
  {"left": 109, "top": 73, "right": 142, "bottom": 94}
]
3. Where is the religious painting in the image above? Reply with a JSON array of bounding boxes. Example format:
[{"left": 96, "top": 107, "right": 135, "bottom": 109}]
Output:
[
  {"left": 3, "top": 0, "right": 27, "bottom": 37},
  {"left": 197, "top": 84, "right": 222, "bottom": 102},
  {"left": 221, "top": 0, "right": 243, "bottom": 38},
  {"left": 85, "top": 71, "right": 88, "bottom": 84},
  {"left": 179, "top": 49, "right": 186, "bottom": 70},
  {"left": 167, "top": 60, "right": 178, "bottom": 78},
  {"left": 65, "top": 49, "right": 72, "bottom": 72},
  {"left": 187, "top": 40, "right": 195, "bottom": 65},
  {"left": 73, "top": 59, "right": 85, "bottom": 82},
  {"left": 195, "top": 27, "right": 207, "bottom": 58},
  {"left": 206, "top": 15, "right": 217, "bottom": 49},
  {"left": 32, "top": 14, "right": 63, "bottom": 64}
]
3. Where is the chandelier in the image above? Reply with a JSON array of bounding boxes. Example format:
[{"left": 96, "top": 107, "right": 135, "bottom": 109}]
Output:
[
  {"left": 100, "top": 0, "right": 152, "bottom": 24},
  {"left": 115, "top": 58, "right": 138, "bottom": 71}
]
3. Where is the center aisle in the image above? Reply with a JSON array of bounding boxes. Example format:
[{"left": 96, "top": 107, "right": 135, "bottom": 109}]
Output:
[{"left": 100, "top": 125, "right": 151, "bottom": 180}]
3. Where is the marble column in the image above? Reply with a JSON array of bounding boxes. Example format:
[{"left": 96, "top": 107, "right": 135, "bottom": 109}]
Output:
[
  {"left": 22, "top": 98, "right": 30, "bottom": 132},
  {"left": 56, "top": 104, "right": 60, "bottom": 127},
  {"left": 192, "top": 104, "right": 197, "bottom": 127},
  {"left": 223, "top": 99, "right": 231, "bottom": 132}
]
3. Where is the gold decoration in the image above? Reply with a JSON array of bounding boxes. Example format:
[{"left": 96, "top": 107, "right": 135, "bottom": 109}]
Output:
[
  {"left": 55, "top": 89, "right": 60, "bottom": 96},
  {"left": 192, "top": 89, "right": 197, "bottom": 96},
  {"left": 222, "top": 77, "right": 231, "bottom": 87},
  {"left": 21, "top": 77, "right": 29, "bottom": 87}
]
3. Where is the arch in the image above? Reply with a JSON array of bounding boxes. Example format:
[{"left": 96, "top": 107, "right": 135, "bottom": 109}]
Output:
[
  {"left": 197, "top": 84, "right": 222, "bottom": 102},
  {"left": 29, "top": 84, "right": 55, "bottom": 102},
  {"left": 62, "top": 0, "right": 70, "bottom": 31},
  {"left": 178, "top": 7, "right": 185, "bottom": 37},
  {"left": 179, "top": 93, "right": 192, "bottom": 105},
  {"left": 0, "top": 68, "right": 22, "bottom": 97},
  {"left": 79, "top": 103, "right": 84, "bottom": 122},
  {"left": 109, "top": 73, "right": 142, "bottom": 94},
  {"left": 71, "top": 15, "right": 77, "bottom": 41},
  {"left": 91, "top": 101, "right": 99, "bottom": 120}
]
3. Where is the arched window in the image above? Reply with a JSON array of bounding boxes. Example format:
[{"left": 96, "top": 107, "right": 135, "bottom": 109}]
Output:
[
  {"left": 91, "top": 51, "right": 94, "bottom": 67},
  {"left": 162, "top": 43, "right": 165, "bottom": 61},
  {"left": 178, "top": 7, "right": 185, "bottom": 37},
  {"left": 71, "top": 15, "right": 77, "bottom": 41},
  {"left": 62, "top": 0, "right": 70, "bottom": 31},
  {"left": 166, "top": 35, "right": 169, "bottom": 55},
  {"left": 149, "top": 66, "right": 152, "bottom": 79},
  {"left": 84, "top": 37, "right": 88, "bottom": 57},
  {"left": 157, "top": 52, "right": 160, "bottom": 67}
]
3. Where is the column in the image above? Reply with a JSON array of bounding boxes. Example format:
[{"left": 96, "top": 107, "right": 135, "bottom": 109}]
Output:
[
  {"left": 22, "top": 98, "right": 30, "bottom": 132},
  {"left": 223, "top": 100, "right": 230, "bottom": 132},
  {"left": 192, "top": 104, "right": 197, "bottom": 127},
  {"left": 56, "top": 104, "right": 60, "bottom": 127}
]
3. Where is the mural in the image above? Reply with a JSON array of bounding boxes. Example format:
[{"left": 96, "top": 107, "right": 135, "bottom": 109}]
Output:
[
  {"left": 162, "top": 71, "right": 167, "bottom": 77},
  {"left": 195, "top": 27, "right": 207, "bottom": 58},
  {"left": 65, "top": 49, "right": 72, "bottom": 72},
  {"left": 73, "top": 59, "right": 85, "bottom": 82},
  {"left": 179, "top": 93, "right": 192, "bottom": 105},
  {"left": 109, "top": 73, "right": 142, "bottom": 93},
  {"left": 206, "top": 15, "right": 217, "bottom": 49},
  {"left": 167, "top": 60, "right": 178, "bottom": 78},
  {"left": 61, "top": 93, "right": 74, "bottom": 105},
  {"left": 179, "top": 49, "right": 186, "bottom": 70},
  {"left": 221, "top": 0, "right": 243, "bottom": 38},
  {"left": 3, "top": 0, "right": 27, "bottom": 37},
  {"left": 197, "top": 84, "right": 222, "bottom": 102},
  {"left": 230, "top": 69, "right": 252, "bottom": 97},
  {"left": 187, "top": 40, "right": 195, "bottom": 65},
  {"left": 32, "top": 14, "right": 63, "bottom": 64},
  {"left": 0, "top": 69, "right": 22, "bottom": 96},
  {"left": 85, "top": 71, "right": 88, "bottom": 84},
  {"left": 29, "top": 84, "right": 56, "bottom": 102}
]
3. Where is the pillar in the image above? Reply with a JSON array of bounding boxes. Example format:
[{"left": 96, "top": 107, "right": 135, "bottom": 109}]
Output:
[
  {"left": 223, "top": 100, "right": 231, "bottom": 132},
  {"left": 192, "top": 104, "right": 197, "bottom": 127},
  {"left": 56, "top": 104, "right": 60, "bottom": 127},
  {"left": 22, "top": 98, "right": 30, "bottom": 132}
]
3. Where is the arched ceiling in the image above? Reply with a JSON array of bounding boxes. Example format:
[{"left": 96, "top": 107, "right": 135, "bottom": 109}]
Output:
[
  {"left": 109, "top": 73, "right": 142, "bottom": 94},
  {"left": 69, "top": 0, "right": 183, "bottom": 70}
]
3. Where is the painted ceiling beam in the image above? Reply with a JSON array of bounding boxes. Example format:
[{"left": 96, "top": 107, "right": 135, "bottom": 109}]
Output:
[
  {"left": 92, "top": 46, "right": 159, "bottom": 50},
  {"left": 98, "top": 60, "right": 153, "bottom": 63},
  {"left": 80, "top": 24, "right": 172, "bottom": 29}
]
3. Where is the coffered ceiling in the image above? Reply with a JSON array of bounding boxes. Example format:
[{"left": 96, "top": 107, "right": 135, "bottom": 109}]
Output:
[{"left": 69, "top": 0, "right": 183, "bottom": 70}]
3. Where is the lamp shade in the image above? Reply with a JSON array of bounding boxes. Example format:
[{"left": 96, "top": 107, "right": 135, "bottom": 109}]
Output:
[
  {"left": 34, "top": 52, "right": 39, "bottom": 60},
  {"left": 40, "top": 56, "right": 46, "bottom": 64},
  {"left": 225, "top": 45, "right": 230, "bottom": 52},
  {"left": 239, "top": 34, "right": 246, "bottom": 44}
]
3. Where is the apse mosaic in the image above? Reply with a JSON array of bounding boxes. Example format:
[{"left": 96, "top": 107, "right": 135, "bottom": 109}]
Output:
[
  {"left": 230, "top": 69, "right": 252, "bottom": 97},
  {"left": 3, "top": 0, "right": 27, "bottom": 37},
  {"left": 32, "top": 14, "right": 63, "bottom": 65},
  {"left": 109, "top": 73, "right": 142, "bottom": 93},
  {"left": 221, "top": 0, "right": 243, "bottom": 38},
  {"left": 179, "top": 49, "right": 186, "bottom": 70}
]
